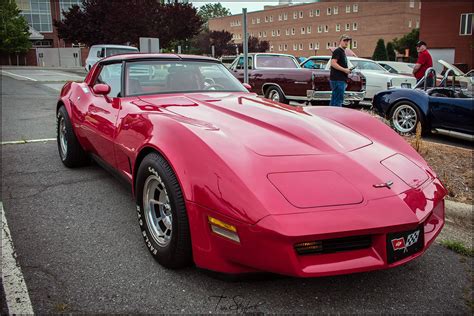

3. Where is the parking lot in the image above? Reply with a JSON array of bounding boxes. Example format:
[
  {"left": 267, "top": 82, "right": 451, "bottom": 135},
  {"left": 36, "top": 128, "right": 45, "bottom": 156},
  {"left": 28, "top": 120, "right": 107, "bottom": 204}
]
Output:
[{"left": 1, "top": 67, "right": 473, "bottom": 313}]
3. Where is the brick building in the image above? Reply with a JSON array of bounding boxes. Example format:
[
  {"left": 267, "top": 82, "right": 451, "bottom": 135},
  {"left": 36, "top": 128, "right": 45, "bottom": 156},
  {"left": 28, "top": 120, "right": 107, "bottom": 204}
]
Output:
[
  {"left": 208, "top": 0, "right": 421, "bottom": 59},
  {"left": 419, "top": 1, "right": 473, "bottom": 72}
]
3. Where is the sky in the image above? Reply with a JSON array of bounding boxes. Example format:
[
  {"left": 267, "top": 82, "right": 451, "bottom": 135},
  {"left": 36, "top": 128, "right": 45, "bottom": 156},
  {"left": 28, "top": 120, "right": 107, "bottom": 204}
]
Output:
[{"left": 191, "top": 1, "right": 307, "bottom": 15}]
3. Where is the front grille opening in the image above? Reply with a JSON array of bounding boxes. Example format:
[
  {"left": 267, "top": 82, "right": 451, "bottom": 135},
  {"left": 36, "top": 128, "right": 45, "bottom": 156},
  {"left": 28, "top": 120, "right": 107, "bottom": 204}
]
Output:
[{"left": 295, "top": 235, "right": 372, "bottom": 255}]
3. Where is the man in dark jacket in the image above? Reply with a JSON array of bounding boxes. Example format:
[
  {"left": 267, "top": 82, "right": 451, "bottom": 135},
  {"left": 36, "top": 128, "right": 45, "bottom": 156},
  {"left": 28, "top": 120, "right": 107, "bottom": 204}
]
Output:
[{"left": 329, "top": 34, "right": 352, "bottom": 106}]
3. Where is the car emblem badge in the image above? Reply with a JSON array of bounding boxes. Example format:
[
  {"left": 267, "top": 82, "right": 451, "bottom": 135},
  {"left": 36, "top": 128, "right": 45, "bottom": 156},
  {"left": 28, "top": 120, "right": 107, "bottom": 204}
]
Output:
[
  {"left": 373, "top": 180, "right": 394, "bottom": 189},
  {"left": 391, "top": 230, "right": 420, "bottom": 253}
]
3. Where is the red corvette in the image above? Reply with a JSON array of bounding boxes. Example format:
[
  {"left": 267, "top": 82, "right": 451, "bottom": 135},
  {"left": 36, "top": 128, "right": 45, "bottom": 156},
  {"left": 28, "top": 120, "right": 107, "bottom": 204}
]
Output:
[{"left": 56, "top": 54, "right": 446, "bottom": 277}]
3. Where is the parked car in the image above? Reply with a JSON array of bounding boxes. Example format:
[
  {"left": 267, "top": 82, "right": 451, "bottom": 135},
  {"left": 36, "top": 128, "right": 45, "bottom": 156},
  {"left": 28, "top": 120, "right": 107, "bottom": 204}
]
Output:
[
  {"left": 300, "top": 56, "right": 331, "bottom": 70},
  {"left": 219, "top": 55, "right": 237, "bottom": 68},
  {"left": 438, "top": 59, "right": 474, "bottom": 89},
  {"left": 373, "top": 69, "right": 473, "bottom": 140},
  {"left": 229, "top": 53, "right": 365, "bottom": 105},
  {"left": 85, "top": 44, "right": 139, "bottom": 71},
  {"left": 377, "top": 61, "right": 415, "bottom": 76},
  {"left": 57, "top": 53, "right": 445, "bottom": 277},
  {"left": 318, "top": 56, "right": 417, "bottom": 99}
]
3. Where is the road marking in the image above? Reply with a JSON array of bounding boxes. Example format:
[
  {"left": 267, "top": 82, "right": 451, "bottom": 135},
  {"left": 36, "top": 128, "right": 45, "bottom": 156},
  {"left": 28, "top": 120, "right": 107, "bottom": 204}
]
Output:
[
  {"left": 1, "top": 202, "right": 34, "bottom": 314},
  {"left": 1, "top": 70, "right": 38, "bottom": 81},
  {"left": 1, "top": 138, "right": 56, "bottom": 145}
]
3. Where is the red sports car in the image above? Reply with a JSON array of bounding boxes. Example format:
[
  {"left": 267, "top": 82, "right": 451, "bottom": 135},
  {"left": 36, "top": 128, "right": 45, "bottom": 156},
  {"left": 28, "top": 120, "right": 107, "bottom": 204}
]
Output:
[{"left": 56, "top": 54, "right": 446, "bottom": 277}]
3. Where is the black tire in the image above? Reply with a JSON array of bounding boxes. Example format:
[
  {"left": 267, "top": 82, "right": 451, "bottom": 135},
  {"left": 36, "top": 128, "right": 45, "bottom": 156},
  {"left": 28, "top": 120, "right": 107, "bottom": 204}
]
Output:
[
  {"left": 265, "top": 86, "right": 288, "bottom": 104},
  {"left": 388, "top": 101, "right": 427, "bottom": 135},
  {"left": 135, "top": 153, "right": 192, "bottom": 269},
  {"left": 57, "top": 106, "right": 88, "bottom": 167}
]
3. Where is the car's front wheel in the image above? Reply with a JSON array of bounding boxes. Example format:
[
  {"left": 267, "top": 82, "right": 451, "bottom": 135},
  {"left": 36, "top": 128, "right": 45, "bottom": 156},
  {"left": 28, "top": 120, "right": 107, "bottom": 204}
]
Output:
[
  {"left": 265, "top": 86, "right": 288, "bottom": 104},
  {"left": 57, "top": 106, "right": 88, "bottom": 167},
  {"left": 389, "top": 101, "right": 424, "bottom": 134},
  {"left": 135, "top": 152, "right": 192, "bottom": 269}
]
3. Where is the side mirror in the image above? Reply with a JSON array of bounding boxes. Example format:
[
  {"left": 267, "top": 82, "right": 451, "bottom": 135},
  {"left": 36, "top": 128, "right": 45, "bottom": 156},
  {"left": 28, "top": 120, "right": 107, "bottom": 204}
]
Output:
[
  {"left": 92, "top": 83, "right": 111, "bottom": 95},
  {"left": 243, "top": 83, "right": 252, "bottom": 90}
]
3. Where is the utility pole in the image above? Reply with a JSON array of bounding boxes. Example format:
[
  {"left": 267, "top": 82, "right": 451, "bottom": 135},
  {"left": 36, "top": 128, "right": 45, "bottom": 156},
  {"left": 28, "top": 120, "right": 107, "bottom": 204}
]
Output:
[{"left": 242, "top": 8, "right": 249, "bottom": 84}]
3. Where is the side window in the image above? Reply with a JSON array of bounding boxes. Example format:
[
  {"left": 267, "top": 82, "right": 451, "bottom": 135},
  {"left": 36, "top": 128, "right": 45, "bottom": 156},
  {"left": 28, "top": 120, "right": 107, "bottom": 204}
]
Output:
[
  {"left": 96, "top": 63, "right": 123, "bottom": 97},
  {"left": 236, "top": 57, "right": 253, "bottom": 70}
]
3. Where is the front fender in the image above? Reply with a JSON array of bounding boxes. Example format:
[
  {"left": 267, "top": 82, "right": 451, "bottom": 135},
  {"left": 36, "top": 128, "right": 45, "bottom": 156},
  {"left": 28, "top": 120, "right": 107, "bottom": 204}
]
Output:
[{"left": 373, "top": 89, "right": 430, "bottom": 119}]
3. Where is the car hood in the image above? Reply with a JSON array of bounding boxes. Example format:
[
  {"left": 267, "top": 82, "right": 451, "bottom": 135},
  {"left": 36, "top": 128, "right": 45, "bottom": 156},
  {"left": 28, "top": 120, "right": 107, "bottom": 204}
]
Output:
[
  {"left": 438, "top": 59, "right": 464, "bottom": 76},
  {"left": 138, "top": 93, "right": 372, "bottom": 156}
]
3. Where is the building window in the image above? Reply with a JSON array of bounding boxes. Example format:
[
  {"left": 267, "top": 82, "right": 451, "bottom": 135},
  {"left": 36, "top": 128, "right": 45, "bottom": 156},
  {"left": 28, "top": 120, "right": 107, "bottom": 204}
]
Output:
[
  {"left": 59, "top": 0, "right": 82, "bottom": 20},
  {"left": 309, "top": 42, "right": 314, "bottom": 50},
  {"left": 408, "top": 20, "right": 412, "bottom": 28},
  {"left": 334, "top": 7, "right": 338, "bottom": 15},
  {"left": 291, "top": 28, "right": 295, "bottom": 35},
  {"left": 284, "top": 44, "right": 288, "bottom": 51},
  {"left": 416, "top": 20, "right": 420, "bottom": 28},
  {"left": 263, "top": 31, "right": 267, "bottom": 37},
  {"left": 32, "top": 39, "right": 53, "bottom": 47},
  {"left": 346, "top": 5, "right": 350, "bottom": 13},
  {"left": 293, "top": 11, "right": 298, "bottom": 19},
  {"left": 252, "top": 18, "right": 255, "bottom": 24},
  {"left": 257, "top": 18, "right": 260, "bottom": 24},
  {"left": 258, "top": 31, "right": 262, "bottom": 37},
  {"left": 278, "top": 14, "right": 282, "bottom": 21},
  {"left": 460, "top": 13, "right": 473, "bottom": 35},
  {"left": 265, "top": 16, "right": 268, "bottom": 22},
  {"left": 293, "top": 44, "right": 298, "bottom": 51},
  {"left": 327, "top": 7, "right": 331, "bottom": 15},
  {"left": 270, "top": 45, "right": 274, "bottom": 52},
  {"left": 307, "top": 26, "right": 311, "bottom": 34},
  {"left": 315, "top": 9, "right": 320, "bottom": 16},
  {"left": 299, "top": 43, "right": 303, "bottom": 50},
  {"left": 409, "top": 0, "right": 415, "bottom": 8},
  {"left": 316, "top": 42, "right": 320, "bottom": 49},
  {"left": 272, "top": 30, "right": 275, "bottom": 37},
  {"left": 326, "top": 42, "right": 331, "bottom": 49},
  {"left": 299, "top": 11, "right": 303, "bottom": 18},
  {"left": 277, "top": 29, "right": 280, "bottom": 36},
  {"left": 353, "top": 22, "right": 358, "bottom": 30},
  {"left": 286, "top": 29, "right": 290, "bottom": 36},
  {"left": 318, "top": 25, "right": 322, "bottom": 33},
  {"left": 301, "top": 27, "right": 305, "bottom": 34},
  {"left": 324, "top": 25, "right": 329, "bottom": 32},
  {"left": 284, "top": 13, "right": 288, "bottom": 20},
  {"left": 19, "top": 0, "right": 53, "bottom": 32},
  {"left": 279, "top": 44, "right": 282, "bottom": 51},
  {"left": 336, "top": 24, "right": 340, "bottom": 32},
  {"left": 346, "top": 23, "right": 350, "bottom": 31},
  {"left": 353, "top": 40, "right": 358, "bottom": 48},
  {"left": 353, "top": 4, "right": 358, "bottom": 12},
  {"left": 269, "top": 15, "right": 273, "bottom": 22},
  {"left": 309, "top": 10, "right": 313, "bottom": 17}
]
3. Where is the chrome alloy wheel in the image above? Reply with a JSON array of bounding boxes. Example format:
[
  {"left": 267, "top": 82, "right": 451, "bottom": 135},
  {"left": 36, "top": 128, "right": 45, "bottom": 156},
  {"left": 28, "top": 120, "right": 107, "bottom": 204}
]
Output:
[
  {"left": 143, "top": 174, "right": 173, "bottom": 247},
  {"left": 59, "top": 116, "right": 68, "bottom": 157},
  {"left": 268, "top": 89, "right": 280, "bottom": 102},
  {"left": 392, "top": 104, "right": 418, "bottom": 133}
]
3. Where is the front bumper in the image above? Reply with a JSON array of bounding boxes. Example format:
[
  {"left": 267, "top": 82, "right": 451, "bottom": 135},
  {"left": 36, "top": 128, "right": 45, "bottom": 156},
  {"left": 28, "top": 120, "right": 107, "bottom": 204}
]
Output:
[
  {"left": 187, "top": 178, "right": 445, "bottom": 277},
  {"left": 306, "top": 90, "right": 366, "bottom": 102}
]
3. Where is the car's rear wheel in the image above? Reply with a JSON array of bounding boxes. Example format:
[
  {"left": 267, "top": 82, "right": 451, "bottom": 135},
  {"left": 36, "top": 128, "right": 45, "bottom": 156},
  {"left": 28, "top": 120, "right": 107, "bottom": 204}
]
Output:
[
  {"left": 389, "top": 101, "right": 424, "bottom": 134},
  {"left": 265, "top": 86, "right": 288, "bottom": 104},
  {"left": 135, "top": 153, "right": 192, "bottom": 269},
  {"left": 57, "top": 106, "right": 88, "bottom": 167}
]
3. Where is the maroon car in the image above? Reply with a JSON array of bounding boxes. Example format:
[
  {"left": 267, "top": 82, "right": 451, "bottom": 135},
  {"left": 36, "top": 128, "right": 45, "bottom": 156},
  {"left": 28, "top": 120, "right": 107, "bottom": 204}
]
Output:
[{"left": 229, "top": 53, "right": 366, "bottom": 105}]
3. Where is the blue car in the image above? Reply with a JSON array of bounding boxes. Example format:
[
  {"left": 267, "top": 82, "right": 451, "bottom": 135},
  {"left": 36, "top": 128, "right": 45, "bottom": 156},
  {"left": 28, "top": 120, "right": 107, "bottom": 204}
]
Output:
[{"left": 373, "top": 69, "right": 473, "bottom": 141}]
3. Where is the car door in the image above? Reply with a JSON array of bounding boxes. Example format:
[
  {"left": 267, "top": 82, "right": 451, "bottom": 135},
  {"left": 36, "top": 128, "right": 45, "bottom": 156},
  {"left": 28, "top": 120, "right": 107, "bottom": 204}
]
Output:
[
  {"left": 429, "top": 93, "right": 474, "bottom": 134},
  {"left": 82, "top": 62, "right": 123, "bottom": 167},
  {"left": 231, "top": 56, "right": 254, "bottom": 83}
]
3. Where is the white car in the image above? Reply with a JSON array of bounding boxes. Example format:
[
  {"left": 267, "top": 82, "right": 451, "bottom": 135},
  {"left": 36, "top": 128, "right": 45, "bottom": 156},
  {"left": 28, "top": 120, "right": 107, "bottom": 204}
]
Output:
[
  {"left": 85, "top": 44, "right": 139, "bottom": 71},
  {"left": 376, "top": 61, "right": 415, "bottom": 76},
  {"left": 317, "top": 57, "right": 417, "bottom": 99}
]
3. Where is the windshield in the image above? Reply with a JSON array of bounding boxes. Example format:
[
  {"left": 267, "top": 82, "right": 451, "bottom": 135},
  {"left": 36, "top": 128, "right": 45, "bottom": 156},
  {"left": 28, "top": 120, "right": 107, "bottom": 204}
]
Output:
[
  {"left": 106, "top": 48, "right": 138, "bottom": 57},
  {"left": 256, "top": 55, "right": 299, "bottom": 68},
  {"left": 351, "top": 60, "right": 388, "bottom": 72},
  {"left": 125, "top": 60, "right": 247, "bottom": 96}
]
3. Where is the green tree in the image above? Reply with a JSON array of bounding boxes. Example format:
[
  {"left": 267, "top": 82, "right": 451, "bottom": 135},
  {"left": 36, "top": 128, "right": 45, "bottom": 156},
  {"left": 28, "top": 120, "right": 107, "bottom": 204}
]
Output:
[
  {"left": 372, "top": 39, "right": 387, "bottom": 61},
  {"left": 386, "top": 42, "right": 396, "bottom": 61},
  {"left": 0, "top": 0, "right": 31, "bottom": 65},
  {"left": 198, "top": 3, "right": 231, "bottom": 24},
  {"left": 392, "top": 28, "right": 419, "bottom": 62}
]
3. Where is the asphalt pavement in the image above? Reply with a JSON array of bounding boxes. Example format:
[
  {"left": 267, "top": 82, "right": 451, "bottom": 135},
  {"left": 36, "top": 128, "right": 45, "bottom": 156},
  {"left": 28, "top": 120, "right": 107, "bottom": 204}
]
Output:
[{"left": 1, "top": 68, "right": 473, "bottom": 314}]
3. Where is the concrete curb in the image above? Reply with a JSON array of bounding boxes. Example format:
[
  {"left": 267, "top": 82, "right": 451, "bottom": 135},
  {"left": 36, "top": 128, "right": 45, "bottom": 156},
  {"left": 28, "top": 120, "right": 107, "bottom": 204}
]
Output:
[
  {"left": 445, "top": 200, "right": 473, "bottom": 227},
  {"left": 439, "top": 200, "right": 473, "bottom": 249}
]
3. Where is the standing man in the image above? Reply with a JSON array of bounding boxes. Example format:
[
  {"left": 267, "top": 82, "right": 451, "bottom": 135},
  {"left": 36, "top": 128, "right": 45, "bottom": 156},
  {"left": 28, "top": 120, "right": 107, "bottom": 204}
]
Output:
[
  {"left": 413, "top": 40, "right": 434, "bottom": 87},
  {"left": 329, "top": 35, "right": 352, "bottom": 106}
]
